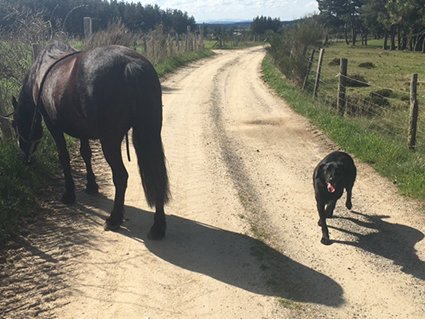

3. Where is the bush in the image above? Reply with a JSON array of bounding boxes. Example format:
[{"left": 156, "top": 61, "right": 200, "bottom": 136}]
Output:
[
  {"left": 266, "top": 15, "right": 324, "bottom": 87},
  {"left": 84, "top": 19, "right": 137, "bottom": 50},
  {"left": 345, "top": 93, "right": 390, "bottom": 117}
]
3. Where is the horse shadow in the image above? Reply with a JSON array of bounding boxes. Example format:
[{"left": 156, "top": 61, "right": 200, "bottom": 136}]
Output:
[
  {"left": 330, "top": 211, "right": 425, "bottom": 281},
  {"left": 111, "top": 204, "right": 344, "bottom": 307}
]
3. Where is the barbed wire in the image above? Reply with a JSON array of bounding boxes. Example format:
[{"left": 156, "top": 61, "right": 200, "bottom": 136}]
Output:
[{"left": 304, "top": 55, "right": 423, "bottom": 148}]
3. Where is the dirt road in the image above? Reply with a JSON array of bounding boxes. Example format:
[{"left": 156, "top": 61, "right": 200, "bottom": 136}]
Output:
[{"left": 2, "top": 46, "right": 425, "bottom": 318}]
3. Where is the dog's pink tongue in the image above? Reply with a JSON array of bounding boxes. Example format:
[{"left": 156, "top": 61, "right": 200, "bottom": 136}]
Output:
[{"left": 327, "top": 183, "right": 336, "bottom": 193}]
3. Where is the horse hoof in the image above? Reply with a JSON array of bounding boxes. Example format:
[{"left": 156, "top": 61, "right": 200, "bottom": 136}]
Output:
[
  {"left": 104, "top": 221, "right": 122, "bottom": 231},
  {"left": 147, "top": 226, "right": 166, "bottom": 240},
  {"left": 61, "top": 193, "right": 76, "bottom": 204}
]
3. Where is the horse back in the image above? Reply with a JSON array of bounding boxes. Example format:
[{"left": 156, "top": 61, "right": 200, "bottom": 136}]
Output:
[{"left": 40, "top": 45, "right": 161, "bottom": 139}]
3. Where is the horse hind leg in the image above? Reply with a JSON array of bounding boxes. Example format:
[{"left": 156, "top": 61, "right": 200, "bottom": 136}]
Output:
[
  {"left": 101, "top": 138, "right": 128, "bottom": 231},
  {"left": 80, "top": 139, "right": 99, "bottom": 194}
]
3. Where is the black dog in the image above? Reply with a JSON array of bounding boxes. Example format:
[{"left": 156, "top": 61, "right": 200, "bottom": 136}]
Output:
[{"left": 313, "top": 151, "right": 357, "bottom": 245}]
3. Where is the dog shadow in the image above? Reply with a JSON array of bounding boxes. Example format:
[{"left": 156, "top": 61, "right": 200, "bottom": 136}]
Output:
[
  {"left": 115, "top": 204, "right": 344, "bottom": 307},
  {"left": 331, "top": 211, "right": 425, "bottom": 281}
]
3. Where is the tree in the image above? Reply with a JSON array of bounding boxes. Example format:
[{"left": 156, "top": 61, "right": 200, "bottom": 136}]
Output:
[
  {"left": 317, "top": 0, "right": 363, "bottom": 45},
  {"left": 251, "top": 16, "right": 281, "bottom": 34}
]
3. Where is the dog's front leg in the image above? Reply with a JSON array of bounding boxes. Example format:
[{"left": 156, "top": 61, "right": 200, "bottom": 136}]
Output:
[
  {"left": 345, "top": 187, "right": 353, "bottom": 210},
  {"left": 317, "top": 202, "right": 331, "bottom": 245},
  {"left": 325, "top": 201, "right": 336, "bottom": 218}
]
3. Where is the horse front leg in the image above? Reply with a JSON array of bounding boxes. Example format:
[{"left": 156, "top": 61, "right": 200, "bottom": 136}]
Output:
[
  {"left": 101, "top": 139, "right": 128, "bottom": 231},
  {"left": 55, "top": 133, "right": 76, "bottom": 204},
  {"left": 80, "top": 139, "right": 99, "bottom": 194}
]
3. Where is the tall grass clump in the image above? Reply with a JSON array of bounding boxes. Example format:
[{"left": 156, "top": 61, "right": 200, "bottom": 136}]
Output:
[
  {"left": 0, "top": 130, "right": 62, "bottom": 243},
  {"left": 0, "top": 4, "right": 71, "bottom": 244}
]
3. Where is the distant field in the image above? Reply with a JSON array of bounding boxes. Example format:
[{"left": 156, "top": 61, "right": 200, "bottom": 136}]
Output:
[{"left": 319, "top": 39, "right": 425, "bottom": 99}]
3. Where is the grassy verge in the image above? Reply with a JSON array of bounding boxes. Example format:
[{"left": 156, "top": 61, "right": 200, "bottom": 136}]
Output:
[
  {"left": 262, "top": 54, "right": 425, "bottom": 204},
  {"left": 154, "top": 49, "right": 215, "bottom": 77},
  {"left": 0, "top": 130, "right": 68, "bottom": 243}
]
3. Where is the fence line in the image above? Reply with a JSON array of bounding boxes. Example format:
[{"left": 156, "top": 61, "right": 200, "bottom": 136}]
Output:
[{"left": 303, "top": 51, "right": 422, "bottom": 151}]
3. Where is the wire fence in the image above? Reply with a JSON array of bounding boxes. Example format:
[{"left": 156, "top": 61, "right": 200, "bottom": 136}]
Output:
[
  {"left": 138, "top": 29, "right": 204, "bottom": 65},
  {"left": 302, "top": 48, "right": 425, "bottom": 152}
]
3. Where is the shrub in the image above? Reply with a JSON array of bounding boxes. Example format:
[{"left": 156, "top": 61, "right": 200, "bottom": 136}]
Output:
[
  {"left": 84, "top": 19, "right": 137, "bottom": 50},
  {"left": 345, "top": 93, "right": 390, "bottom": 117},
  {"left": 266, "top": 15, "right": 324, "bottom": 88}
]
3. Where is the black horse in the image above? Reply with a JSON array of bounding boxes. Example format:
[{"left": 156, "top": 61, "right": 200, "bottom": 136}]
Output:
[{"left": 12, "top": 41, "right": 170, "bottom": 239}]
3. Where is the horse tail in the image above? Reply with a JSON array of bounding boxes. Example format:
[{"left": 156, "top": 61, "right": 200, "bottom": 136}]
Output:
[{"left": 126, "top": 61, "right": 170, "bottom": 207}]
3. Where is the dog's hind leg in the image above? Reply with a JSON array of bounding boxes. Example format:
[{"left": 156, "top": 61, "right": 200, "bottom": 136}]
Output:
[{"left": 317, "top": 202, "right": 331, "bottom": 245}]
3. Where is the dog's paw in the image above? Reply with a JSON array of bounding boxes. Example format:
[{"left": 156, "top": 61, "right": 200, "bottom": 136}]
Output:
[{"left": 346, "top": 201, "right": 352, "bottom": 210}]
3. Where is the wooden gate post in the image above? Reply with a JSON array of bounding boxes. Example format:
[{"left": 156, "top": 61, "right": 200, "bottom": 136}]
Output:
[
  {"left": 408, "top": 74, "right": 419, "bottom": 151},
  {"left": 337, "top": 58, "right": 348, "bottom": 116},
  {"left": 313, "top": 48, "right": 325, "bottom": 99}
]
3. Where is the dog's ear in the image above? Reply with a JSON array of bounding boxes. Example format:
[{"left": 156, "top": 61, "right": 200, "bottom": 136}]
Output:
[{"left": 315, "top": 163, "right": 325, "bottom": 178}]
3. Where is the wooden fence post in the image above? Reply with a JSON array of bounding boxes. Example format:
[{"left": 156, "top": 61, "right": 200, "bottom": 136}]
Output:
[
  {"left": 32, "top": 44, "right": 41, "bottom": 61},
  {"left": 302, "top": 49, "right": 315, "bottom": 91},
  {"left": 337, "top": 58, "right": 348, "bottom": 116},
  {"left": 83, "top": 17, "right": 92, "bottom": 39},
  {"left": 313, "top": 48, "right": 325, "bottom": 99},
  {"left": 143, "top": 37, "right": 148, "bottom": 55},
  {"left": 408, "top": 74, "right": 419, "bottom": 151},
  {"left": 199, "top": 25, "right": 204, "bottom": 50}
]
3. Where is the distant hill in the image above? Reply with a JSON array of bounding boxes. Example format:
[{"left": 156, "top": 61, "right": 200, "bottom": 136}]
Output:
[
  {"left": 197, "top": 21, "right": 252, "bottom": 31},
  {"left": 196, "top": 19, "right": 296, "bottom": 32},
  {"left": 197, "top": 20, "right": 252, "bottom": 25}
]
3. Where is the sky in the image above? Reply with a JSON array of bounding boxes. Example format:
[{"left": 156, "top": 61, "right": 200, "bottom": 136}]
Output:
[{"left": 125, "top": 0, "right": 319, "bottom": 23}]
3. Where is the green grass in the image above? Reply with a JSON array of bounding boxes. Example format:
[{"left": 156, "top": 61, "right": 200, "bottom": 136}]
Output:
[
  {"left": 0, "top": 129, "right": 70, "bottom": 243},
  {"left": 262, "top": 52, "right": 425, "bottom": 205},
  {"left": 321, "top": 40, "right": 425, "bottom": 91},
  {"left": 154, "top": 49, "right": 215, "bottom": 77}
]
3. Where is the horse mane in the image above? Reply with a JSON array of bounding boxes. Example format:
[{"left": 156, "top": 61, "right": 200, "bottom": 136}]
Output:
[
  {"left": 32, "top": 41, "right": 77, "bottom": 72},
  {"left": 43, "top": 41, "right": 76, "bottom": 59}
]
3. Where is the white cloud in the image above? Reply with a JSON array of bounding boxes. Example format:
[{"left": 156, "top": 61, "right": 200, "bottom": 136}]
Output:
[{"left": 126, "top": 0, "right": 318, "bottom": 22}]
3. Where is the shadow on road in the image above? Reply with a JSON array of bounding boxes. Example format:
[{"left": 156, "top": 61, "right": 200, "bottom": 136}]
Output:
[
  {"left": 331, "top": 211, "right": 425, "bottom": 281},
  {"left": 116, "top": 204, "right": 344, "bottom": 307}
]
